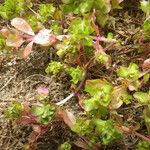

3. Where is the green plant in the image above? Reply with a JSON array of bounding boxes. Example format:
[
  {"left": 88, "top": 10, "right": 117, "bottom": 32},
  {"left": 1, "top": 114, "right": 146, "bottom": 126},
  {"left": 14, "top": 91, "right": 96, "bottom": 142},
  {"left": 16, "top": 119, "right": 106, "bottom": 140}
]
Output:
[
  {"left": 117, "top": 63, "right": 140, "bottom": 80},
  {"left": 0, "top": 0, "right": 32, "bottom": 19},
  {"left": 4, "top": 101, "right": 22, "bottom": 119},
  {"left": 38, "top": 3, "right": 55, "bottom": 23},
  {"left": 0, "top": 36, "right": 5, "bottom": 49},
  {"left": 62, "top": 0, "right": 123, "bottom": 26},
  {"left": 31, "top": 104, "right": 55, "bottom": 124},
  {"left": 1, "top": 0, "right": 150, "bottom": 149},
  {"left": 59, "top": 141, "right": 71, "bottom": 150},
  {"left": 140, "top": 0, "right": 150, "bottom": 39},
  {"left": 137, "top": 140, "right": 150, "bottom": 150},
  {"left": 72, "top": 118, "right": 122, "bottom": 147}
]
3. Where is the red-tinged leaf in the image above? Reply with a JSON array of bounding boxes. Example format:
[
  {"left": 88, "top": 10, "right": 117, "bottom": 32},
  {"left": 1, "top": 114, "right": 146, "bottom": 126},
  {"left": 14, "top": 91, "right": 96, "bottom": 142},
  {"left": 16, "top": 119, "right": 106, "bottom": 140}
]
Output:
[
  {"left": 19, "top": 112, "right": 37, "bottom": 125},
  {"left": 33, "top": 29, "right": 56, "bottom": 46},
  {"left": 143, "top": 59, "right": 150, "bottom": 69},
  {"left": 73, "top": 140, "right": 89, "bottom": 150},
  {"left": 37, "top": 87, "right": 49, "bottom": 94},
  {"left": 23, "top": 41, "right": 33, "bottom": 58},
  {"left": 0, "top": 27, "right": 10, "bottom": 37},
  {"left": 32, "top": 125, "right": 49, "bottom": 134},
  {"left": 58, "top": 110, "right": 76, "bottom": 128},
  {"left": 11, "top": 18, "right": 35, "bottom": 36},
  {"left": 6, "top": 33, "right": 24, "bottom": 48}
]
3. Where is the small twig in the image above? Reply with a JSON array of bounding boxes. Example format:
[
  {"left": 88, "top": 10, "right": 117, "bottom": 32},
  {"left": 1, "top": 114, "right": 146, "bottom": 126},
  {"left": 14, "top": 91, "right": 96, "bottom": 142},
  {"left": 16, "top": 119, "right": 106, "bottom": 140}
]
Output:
[
  {"left": 117, "top": 126, "right": 150, "bottom": 143},
  {"left": 27, "top": 6, "right": 41, "bottom": 18},
  {"left": 56, "top": 93, "right": 75, "bottom": 106},
  {"left": 134, "top": 131, "right": 150, "bottom": 143}
]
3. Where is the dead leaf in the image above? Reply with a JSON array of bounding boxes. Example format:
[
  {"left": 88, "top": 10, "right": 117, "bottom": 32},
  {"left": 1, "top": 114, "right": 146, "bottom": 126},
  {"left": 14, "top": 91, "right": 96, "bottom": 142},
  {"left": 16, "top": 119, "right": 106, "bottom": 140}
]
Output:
[
  {"left": 109, "top": 85, "right": 125, "bottom": 109},
  {"left": 58, "top": 110, "right": 76, "bottom": 128},
  {"left": 11, "top": 18, "right": 35, "bottom": 36}
]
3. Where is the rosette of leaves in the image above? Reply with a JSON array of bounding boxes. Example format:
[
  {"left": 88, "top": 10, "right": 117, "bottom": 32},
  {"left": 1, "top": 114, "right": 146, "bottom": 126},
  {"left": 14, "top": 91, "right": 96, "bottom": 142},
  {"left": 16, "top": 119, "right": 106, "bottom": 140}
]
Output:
[
  {"left": 65, "top": 66, "right": 84, "bottom": 84},
  {"left": 31, "top": 104, "right": 55, "bottom": 124},
  {"left": 68, "top": 17, "right": 94, "bottom": 46},
  {"left": 72, "top": 118, "right": 123, "bottom": 147},
  {"left": 4, "top": 101, "right": 22, "bottom": 119},
  {"left": 45, "top": 61, "right": 65, "bottom": 75},
  {"left": 83, "top": 79, "right": 113, "bottom": 116},
  {"left": 117, "top": 63, "right": 141, "bottom": 91}
]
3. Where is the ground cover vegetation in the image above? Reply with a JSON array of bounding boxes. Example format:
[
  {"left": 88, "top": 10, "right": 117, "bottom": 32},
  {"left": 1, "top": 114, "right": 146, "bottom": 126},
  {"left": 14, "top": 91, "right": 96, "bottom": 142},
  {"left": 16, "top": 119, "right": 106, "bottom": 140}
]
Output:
[{"left": 0, "top": 0, "right": 150, "bottom": 149}]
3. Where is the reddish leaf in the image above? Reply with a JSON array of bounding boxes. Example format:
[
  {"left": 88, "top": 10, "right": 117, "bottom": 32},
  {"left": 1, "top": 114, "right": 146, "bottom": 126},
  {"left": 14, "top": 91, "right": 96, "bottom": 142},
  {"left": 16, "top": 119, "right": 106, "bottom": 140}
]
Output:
[
  {"left": 143, "top": 59, "right": 150, "bottom": 69},
  {"left": 33, "top": 29, "right": 56, "bottom": 46},
  {"left": 73, "top": 140, "right": 89, "bottom": 150},
  {"left": 58, "top": 110, "right": 76, "bottom": 128},
  {"left": 23, "top": 41, "right": 33, "bottom": 58},
  {"left": 6, "top": 33, "right": 24, "bottom": 48},
  {"left": 11, "top": 18, "right": 35, "bottom": 36},
  {"left": 19, "top": 112, "right": 37, "bottom": 125},
  {"left": 37, "top": 87, "right": 49, "bottom": 94}
]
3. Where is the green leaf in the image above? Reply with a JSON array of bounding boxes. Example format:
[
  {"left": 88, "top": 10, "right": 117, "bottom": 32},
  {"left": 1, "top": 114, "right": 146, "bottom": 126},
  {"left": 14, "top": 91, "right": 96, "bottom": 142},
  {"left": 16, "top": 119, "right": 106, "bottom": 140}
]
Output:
[
  {"left": 95, "top": 51, "right": 111, "bottom": 68},
  {"left": 117, "top": 63, "right": 140, "bottom": 80},
  {"left": 137, "top": 140, "right": 150, "bottom": 150},
  {"left": 38, "top": 3, "right": 55, "bottom": 22},
  {"left": 0, "top": 36, "right": 5, "bottom": 49},
  {"left": 45, "top": 61, "right": 64, "bottom": 75},
  {"left": 143, "top": 19, "right": 150, "bottom": 40},
  {"left": 94, "top": 0, "right": 111, "bottom": 14},
  {"left": 133, "top": 92, "right": 149, "bottom": 104},
  {"left": 4, "top": 101, "right": 22, "bottom": 119},
  {"left": 96, "top": 11, "right": 109, "bottom": 27},
  {"left": 59, "top": 141, "right": 71, "bottom": 150},
  {"left": 31, "top": 104, "right": 55, "bottom": 124},
  {"left": 74, "top": 0, "right": 94, "bottom": 14},
  {"left": 84, "top": 96, "right": 100, "bottom": 112},
  {"left": 140, "top": 0, "right": 150, "bottom": 15},
  {"left": 91, "top": 119, "right": 123, "bottom": 145},
  {"left": 84, "top": 95, "right": 108, "bottom": 116},
  {"left": 69, "top": 17, "right": 94, "bottom": 35},
  {"left": 65, "top": 66, "right": 84, "bottom": 84},
  {"left": 72, "top": 118, "right": 91, "bottom": 135},
  {"left": 85, "top": 79, "right": 112, "bottom": 96}
]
